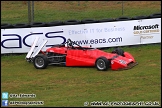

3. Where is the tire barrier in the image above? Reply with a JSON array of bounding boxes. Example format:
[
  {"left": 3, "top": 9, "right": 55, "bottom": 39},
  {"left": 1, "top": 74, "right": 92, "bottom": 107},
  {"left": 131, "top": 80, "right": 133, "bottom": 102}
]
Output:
[
  {"left": 115, "top": 16, "right": 132, "bottom": 21},
  {"left": 13, "top": 23, "right": 30, "bottom": 28},
  {"left": 30, "top": 22, "right": 46, "bottom": 27},
  {"left": 1, "top": 23, "right": 13, "bottom": 29},
  {"left": 81, "top": 19, "right": 98, "bottom": 24},
  {"left": 132, "top": 15, "right": 149, "bottom": 20},
  {"left": 149, "top": 13, "right": 161, "bottom": 18},
  {"left": 1, "top": 12, "right": 161, "bottom": 29},
  {"left": 98, "top": 18, "right": 114, "bottom": 23},
  {"left": 47, "top": 20, "right": 63, "bottom": 26},
  {"left": 64, "top": 20, "right": 81, "bottom": 25}
]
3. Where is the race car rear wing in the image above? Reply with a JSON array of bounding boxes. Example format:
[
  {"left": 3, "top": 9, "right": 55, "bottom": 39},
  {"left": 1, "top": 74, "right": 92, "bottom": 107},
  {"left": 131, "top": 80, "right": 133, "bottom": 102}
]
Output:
[{"left": 25, "top": 37, "right": 48, "bottom": 62}]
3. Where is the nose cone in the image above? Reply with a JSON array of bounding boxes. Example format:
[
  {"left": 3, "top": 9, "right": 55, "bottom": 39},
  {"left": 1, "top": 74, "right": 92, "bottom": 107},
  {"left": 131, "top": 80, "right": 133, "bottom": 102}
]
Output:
[{"left": 111, "top": 56, "right": 137, "bottom": 70}]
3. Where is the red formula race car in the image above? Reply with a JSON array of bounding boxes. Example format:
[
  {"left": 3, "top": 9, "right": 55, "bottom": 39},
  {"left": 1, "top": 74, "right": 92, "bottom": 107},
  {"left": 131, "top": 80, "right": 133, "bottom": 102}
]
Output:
[{"left": 26, "top": 38, "right": 138, "bottom": 71}]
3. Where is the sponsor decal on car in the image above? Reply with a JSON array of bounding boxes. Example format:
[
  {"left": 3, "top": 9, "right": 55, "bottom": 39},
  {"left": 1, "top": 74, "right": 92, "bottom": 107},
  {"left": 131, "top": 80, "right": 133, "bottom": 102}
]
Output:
[{"left": 119, "top": 60, "right": 127, "bottom": 64}]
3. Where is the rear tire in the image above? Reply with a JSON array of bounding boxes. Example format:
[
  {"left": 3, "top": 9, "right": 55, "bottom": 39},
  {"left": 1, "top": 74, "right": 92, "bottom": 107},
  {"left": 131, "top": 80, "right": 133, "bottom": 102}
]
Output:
[
  {"left": 95, "top": 57, "right": 110, "bottom": 71},
  {"left": 33, "top": 54, "right": 49, "bottom": 69}
]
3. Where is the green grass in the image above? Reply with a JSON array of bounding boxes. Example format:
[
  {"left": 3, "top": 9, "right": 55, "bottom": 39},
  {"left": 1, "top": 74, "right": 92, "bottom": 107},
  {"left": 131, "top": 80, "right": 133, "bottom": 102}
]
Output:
[
  {"left": 1, "top": 1, "right": 161, "bottom": 24},
  {"left": 1, "top": 44, "right": 161, "bottom": 107}
]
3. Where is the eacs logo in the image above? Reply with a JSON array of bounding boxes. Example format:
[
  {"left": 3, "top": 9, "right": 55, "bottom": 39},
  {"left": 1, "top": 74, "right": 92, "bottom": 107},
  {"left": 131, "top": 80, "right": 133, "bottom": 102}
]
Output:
[{"left": 1, "top": 31, "right": 66, "bottom": 49}]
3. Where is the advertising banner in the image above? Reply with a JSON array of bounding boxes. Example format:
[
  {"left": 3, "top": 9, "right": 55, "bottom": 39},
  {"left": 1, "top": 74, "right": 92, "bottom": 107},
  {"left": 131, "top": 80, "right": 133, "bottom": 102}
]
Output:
[{"left": 1, "top": 18, "right": 161, "bottom": 54}]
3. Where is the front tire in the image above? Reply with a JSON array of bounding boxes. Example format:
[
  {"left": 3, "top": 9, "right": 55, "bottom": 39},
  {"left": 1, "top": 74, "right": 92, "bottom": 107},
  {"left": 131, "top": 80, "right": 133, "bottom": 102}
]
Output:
[
  {"left": 33, "top": 54, "right": 49, "bottom": 69},
  {"left": 95, "top": 57, "right": 110, "bottom": 71}
]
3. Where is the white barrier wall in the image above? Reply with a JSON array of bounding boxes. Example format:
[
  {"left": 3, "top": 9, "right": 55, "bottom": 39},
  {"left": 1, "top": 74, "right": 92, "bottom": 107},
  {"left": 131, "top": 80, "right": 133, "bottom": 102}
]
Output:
[{"left": 1, "top": 18, "right": 161, "bottom": 54}]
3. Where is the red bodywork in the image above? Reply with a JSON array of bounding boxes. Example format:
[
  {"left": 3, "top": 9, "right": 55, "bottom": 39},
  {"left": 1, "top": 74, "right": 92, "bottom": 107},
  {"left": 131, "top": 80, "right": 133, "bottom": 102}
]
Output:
[{"left": 46, "top": 46, "right": 137, "bottom": 71}]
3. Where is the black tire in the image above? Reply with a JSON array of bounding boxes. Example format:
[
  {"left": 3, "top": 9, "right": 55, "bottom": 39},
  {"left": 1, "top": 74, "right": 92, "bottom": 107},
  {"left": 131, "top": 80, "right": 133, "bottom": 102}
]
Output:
[
  {"left": 64, "top": 20, "right": 81, "bottom": 25},
  {"left": 149, "top": 13, "right": 161, "bottom": 18},
  {"left": 81, "top": 19, "right": 98, "bottom": 24},
  {"left": 99, "top": 18, "right": 114, "bottom": 23},
  {"left": 30, "top": 22, "right": 46, "bottom": 27},
  {"left": 33, "top": 54, "right": 49, "bottom": 69},
  {"left": 13, "top": 23, "right": 29, "bottom": 28},
  {"left": 47, "top": 21, "right": 63, "bottom": 26},
  {"left": 1, "top": 23, "right": 13, "bottom": 29},
  {"left": 132, "top": 15, "right": 149, "bottom": 20},
  {"left": 112, "top": 48, "right": 124, "bottom": 56},
  {"left": 115, "top": 16, "right": 132, "bottom": 21},
  {"left": 95, "top": 57, "right": 110, "bottom": 71}
]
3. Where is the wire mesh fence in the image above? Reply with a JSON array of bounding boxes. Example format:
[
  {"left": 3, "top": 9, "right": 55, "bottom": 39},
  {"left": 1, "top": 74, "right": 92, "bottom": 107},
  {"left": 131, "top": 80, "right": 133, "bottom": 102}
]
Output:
[{"left": 1, "top": 1, "right": 161, "bottom": 25}]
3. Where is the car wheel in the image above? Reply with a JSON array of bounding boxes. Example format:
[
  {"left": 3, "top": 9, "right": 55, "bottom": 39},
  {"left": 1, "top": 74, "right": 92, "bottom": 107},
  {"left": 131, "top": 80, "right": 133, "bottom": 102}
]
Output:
[
  {"left": 112, "top": 48, "right": 124, "bottom": 56},
  {"left": 33, "top": 54, "right": 49, "bottom": 69},
  {"left": 95, "top": 57, "right": 110, "bottom": 71}
]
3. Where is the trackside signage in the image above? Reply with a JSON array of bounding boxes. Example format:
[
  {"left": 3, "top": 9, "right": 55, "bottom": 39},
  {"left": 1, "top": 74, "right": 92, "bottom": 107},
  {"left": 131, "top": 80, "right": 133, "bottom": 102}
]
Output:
[
  {"left": 133, "top": 18, "right": 161, "bottom": 44},
  {"left": 1, "top": 18, "right": 161, "bottom": 54}
]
